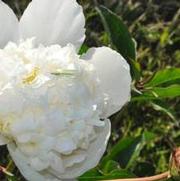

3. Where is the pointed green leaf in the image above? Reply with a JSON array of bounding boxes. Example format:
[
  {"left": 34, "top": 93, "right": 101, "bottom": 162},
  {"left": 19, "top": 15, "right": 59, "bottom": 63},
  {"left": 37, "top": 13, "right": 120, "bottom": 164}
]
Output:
[
  {"left": 101, "top": 136, "right": 144, "bottom": 168},
  {"left": 133, "top": 85, "right": 180, "bottom": 101},
  {"left": 96, "top": 6, "right": 136, "bottom": 61},
  {"left": 145, "top": 68, "right": 180, "bottom": 87}
]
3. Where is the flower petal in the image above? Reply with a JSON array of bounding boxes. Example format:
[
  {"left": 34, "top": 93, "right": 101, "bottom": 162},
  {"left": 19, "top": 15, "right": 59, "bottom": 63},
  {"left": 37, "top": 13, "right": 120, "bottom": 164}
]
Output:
[
  {"left": 63, "top": 151, "right": 86, "bottom": 168},
  {"left": 0, "top": 1, "right": 19, "bottom": 48},
  {"left": 59, "top": 119, "right": 111, "bottom": 179},
  {"left": 48, "top": 152, "right": 65, "bottom": 173},
  {"left": 83, "top": 47, "right": 131, "bottom": 117},
  {"left": 30, "top": 157, "right": 49, "bottom": 171},
  {"left": 19, "top": 0, "right": 85, "bottom": 50},
  {"left": 8, "top": 143, "right": 45, "bottom": 181}
]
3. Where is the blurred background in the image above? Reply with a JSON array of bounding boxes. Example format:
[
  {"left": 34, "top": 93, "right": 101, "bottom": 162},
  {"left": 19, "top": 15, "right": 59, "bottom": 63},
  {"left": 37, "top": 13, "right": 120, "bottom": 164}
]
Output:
[{"left": 1, "top": 0, "right": 180, "bottom": 180}]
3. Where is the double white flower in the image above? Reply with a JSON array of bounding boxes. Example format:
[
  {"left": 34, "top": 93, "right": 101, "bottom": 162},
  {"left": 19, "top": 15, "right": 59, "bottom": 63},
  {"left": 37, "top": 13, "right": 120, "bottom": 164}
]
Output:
[{"left": 0, "top": 0, "right": 131, "bottom": 180}]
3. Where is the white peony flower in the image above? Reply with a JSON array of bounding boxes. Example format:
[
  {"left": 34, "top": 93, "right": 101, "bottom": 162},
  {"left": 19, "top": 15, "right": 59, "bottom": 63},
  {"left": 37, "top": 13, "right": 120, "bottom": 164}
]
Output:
[{"left": 0, "top": 0, "right": 131, "bottom": 181}]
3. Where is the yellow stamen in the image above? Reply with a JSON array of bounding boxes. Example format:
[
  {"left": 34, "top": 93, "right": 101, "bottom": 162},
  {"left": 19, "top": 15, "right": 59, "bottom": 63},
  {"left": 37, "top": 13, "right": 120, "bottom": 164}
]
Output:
[{"left": 23, "top": 67, "right": 39, "bottom": 84}]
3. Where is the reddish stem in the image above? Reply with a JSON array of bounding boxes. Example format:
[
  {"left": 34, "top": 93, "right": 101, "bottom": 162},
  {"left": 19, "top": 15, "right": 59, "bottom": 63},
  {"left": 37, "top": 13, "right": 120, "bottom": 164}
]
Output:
[
  {"left": 0, "top": 166, "right": 5, "bottom": 172},
  {"left": 106, "top": 171, "right": 170, "bottom": 181}
]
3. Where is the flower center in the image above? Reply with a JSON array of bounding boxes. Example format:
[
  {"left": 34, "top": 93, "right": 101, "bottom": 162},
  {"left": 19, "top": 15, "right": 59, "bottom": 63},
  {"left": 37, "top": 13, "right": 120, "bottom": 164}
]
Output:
[
  {"left": 23, "top": 67, "right": 40, "bottom": 85},
  {"left": 0, "top": 120, "right": 10, "bottom": 135}
]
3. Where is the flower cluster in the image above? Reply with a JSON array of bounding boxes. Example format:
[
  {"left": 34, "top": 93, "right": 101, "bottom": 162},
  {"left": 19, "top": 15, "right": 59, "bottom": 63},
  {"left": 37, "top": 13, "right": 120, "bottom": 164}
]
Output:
[{"left": 0, "top": 0, "right": 131, "bottom": 180}]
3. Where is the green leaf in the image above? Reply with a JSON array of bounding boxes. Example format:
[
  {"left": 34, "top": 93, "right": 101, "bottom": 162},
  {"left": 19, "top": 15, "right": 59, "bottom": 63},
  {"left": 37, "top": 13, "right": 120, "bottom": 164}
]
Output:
[
  {"left": 101, "top": 137, "right": 139, "bottom": 168},
  {"left": 160, "top": 27, "right": 170, "bottom": 46},
  {"left": 7, "top": 176, "right": 18, "bottom": 181},
  {"left": 106, "top": 169, "right": 135, "bottom": 179},
  {"left": 143, "top": 131, "right": 156, "bottom": 141},
  {"left": 145, "top": 68, "right": 180, "bottom": 87},
  {"left": 96, "top": 6, "right": 141, "bottom": 80},
  {"left": 131, "top": 60, "right": 141, "bottom": 81},
  {"left": 78, "top": 168, "right": 101, "bottom": 181},
  {"left": 133, "top": 85, "right": 180, "bottom": 101},
  {"left": 126, "top": 132, "right": 155, "bottom": 169},
  {"left": 102, "top": 160, "right": 121, "bottom": 174},
  {"left": 79, "top": 44, "right": 89, "bottom": 55},
  {"left": 78, "top": 169, "right": 135, "bottom": 180},
  {"left": 96, "top": 6, "right": 136, "bottom": 61},
  {"left": 101, "top": 136, "right": 145, "bottom": 169},
  {"left": 150, "top": 101, "right": 176, "bottom": 121}
]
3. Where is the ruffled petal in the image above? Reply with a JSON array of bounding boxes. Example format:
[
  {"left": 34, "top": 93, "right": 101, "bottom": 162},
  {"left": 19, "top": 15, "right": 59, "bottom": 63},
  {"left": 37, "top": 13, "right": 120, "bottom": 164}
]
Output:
[
  {"left": 8, "top": 143, "right": 45, "bottom": 181},
  {"left": 83, "top": 47, "right": 131, "bottom": 117},
  {"left": 0, "top": 1, "right": 19, "bottom": 48},
  {"left": 58, "top": 119, "right": 111, "bottom": 179},
  {"left": 19, "top": 0, "right": 85, "bottom": 50}
]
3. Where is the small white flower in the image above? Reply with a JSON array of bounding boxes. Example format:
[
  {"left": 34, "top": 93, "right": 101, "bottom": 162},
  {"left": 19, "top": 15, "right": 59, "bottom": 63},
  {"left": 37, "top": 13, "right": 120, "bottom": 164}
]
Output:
[{"left": 0, "top": 0, "right": 131, "bottom": 181}]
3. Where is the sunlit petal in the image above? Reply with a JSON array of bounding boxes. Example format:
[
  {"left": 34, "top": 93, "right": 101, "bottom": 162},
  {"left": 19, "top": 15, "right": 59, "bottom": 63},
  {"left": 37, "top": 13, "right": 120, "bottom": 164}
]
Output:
[
  {"left": 83, "top": 47, "right": 131, "bottom": 117},
  {"left": 19, "top": 0, "right": 85, "bottom": 50},
  {"left": 0, "top": 1, "right": 19, "bottom": 48}
]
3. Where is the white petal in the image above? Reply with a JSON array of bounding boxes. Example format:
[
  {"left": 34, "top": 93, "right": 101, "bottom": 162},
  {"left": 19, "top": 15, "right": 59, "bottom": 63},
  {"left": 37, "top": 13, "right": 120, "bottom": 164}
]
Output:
[
  {"left": 59, "top": 119, "right": 111, "bottom": 179},
  {"left": 55, "top": 133, "right": 76, "bottom": 154},
  {"left": 10, "top": 112, "right": 37, "bottom": 135},
  {"left": 0, "top": 1, "right": 19, "bottom": 48},
  {"left": 16, "top": 133, "right": 33, "bottom": 143},
  {"left": 30, "top": 157, "right": 49, "bottom": 171},
  {"left": 63, "top": 151, "right": 86, "bottom": 168},
  {"left": 83, "top": 47, "right": 131, "bottom": 117},
  {"left": 8, "top": 143, "right": 45, "bottom": 181},
  {"left": 17, "top": 135, "right": 55, "bottom": 156},
  {"left": 48, "top": 152, "right": 65, "bottom": 174},
  {"left": 19, "top": 0, "right": 85, "bottom": 50}
]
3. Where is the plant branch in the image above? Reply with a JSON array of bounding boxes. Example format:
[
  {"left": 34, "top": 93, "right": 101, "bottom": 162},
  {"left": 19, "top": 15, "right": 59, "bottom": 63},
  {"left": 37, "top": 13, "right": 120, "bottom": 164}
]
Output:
[
  {"left": 0, "top": 165, "right": 14, "bottom": 177},
  {"left": 106, "top": 171, "right": 170, "bottom": 181}
]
